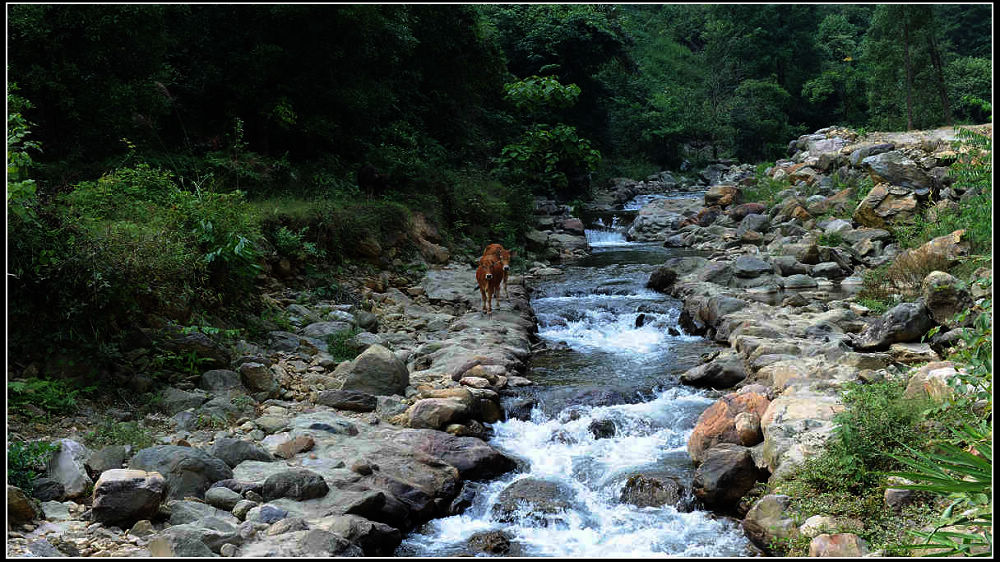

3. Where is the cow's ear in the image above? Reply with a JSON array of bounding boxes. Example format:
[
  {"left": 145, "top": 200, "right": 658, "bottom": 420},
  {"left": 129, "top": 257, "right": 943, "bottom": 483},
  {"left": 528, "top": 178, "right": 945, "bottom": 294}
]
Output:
[{"left": 509, "top": 250, "right": 516, "bottom": 257}]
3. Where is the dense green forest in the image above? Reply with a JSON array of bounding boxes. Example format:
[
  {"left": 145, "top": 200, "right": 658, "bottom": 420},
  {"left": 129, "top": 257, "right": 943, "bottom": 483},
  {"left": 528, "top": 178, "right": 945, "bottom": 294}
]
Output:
[{"left": 7, "top": 4, "right": 992, "bottom": 369}]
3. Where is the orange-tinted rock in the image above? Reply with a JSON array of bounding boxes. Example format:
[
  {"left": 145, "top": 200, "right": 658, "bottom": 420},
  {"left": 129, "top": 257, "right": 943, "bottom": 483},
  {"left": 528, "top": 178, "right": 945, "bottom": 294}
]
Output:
[
  {"left": 808, "top": 533, "right": 869, "bottom": 557},
  {"left": 688, "top": 391, "right": 771, "bottom": 464}
]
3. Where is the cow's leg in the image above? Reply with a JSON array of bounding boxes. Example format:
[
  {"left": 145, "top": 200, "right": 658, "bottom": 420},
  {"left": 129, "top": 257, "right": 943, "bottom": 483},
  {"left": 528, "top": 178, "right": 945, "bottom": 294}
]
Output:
[{"left": 480, "top": 286, "right": 488, "bottom": 314}]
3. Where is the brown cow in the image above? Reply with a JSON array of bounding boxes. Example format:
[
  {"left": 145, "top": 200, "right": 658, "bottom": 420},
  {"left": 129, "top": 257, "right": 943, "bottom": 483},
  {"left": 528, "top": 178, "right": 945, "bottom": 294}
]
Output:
[
  {"left": 481, "top": 244, "right": 515, "bottom": 300},
  {"left": 476, "top": 254, "right": 504, "bottom": 315}
]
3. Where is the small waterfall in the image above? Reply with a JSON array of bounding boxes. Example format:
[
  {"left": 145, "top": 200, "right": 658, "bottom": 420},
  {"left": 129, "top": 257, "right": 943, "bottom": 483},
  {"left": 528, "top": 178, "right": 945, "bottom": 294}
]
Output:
[{"left": 584, "top": 216, "right": 629, "bottom": 247}]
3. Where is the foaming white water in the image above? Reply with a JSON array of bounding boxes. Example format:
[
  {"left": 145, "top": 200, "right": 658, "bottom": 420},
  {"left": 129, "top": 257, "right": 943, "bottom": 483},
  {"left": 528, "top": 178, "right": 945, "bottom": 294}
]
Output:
[
  {"left": 585, "top": 228, "right": 629, "bottom": 246},
  {"left": 623, "top": 193, "right": 668, "bottom": 210},
  {"left": 585, "top": 216, "right": 630, "bottom": 247},
  {"left": 538, "top": 310, "right": 668, "bottom": 354},
  {"left": 399, "top": 388, "right": 751, "bottom": 557}
]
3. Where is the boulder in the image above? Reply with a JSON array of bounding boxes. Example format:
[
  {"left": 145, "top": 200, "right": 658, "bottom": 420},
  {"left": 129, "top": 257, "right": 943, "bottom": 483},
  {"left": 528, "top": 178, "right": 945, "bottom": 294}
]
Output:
[
  {"left": 30, "top": 478, "right": 65, "bottom": 502},
  {"left": 205, "top": 486, "right": 243, "bottom": 512},
  {"left": 167, "top": 498, "right": 237, "bottom": 525},
  {"left": 850, "top": 301, "right": 936, "bottom": 351},
  {"left": 262, "top": 469, "right": 329, "bottom": 501},
  {"left": 86, "top": 445, "right": 128, "bottom": 476},
  {"left": 705, "top": 185, "right": 742, "bottom": 208},
  {"left": 46, "top": 439, "right": 92, "bottom": 499},
  {"left": 208, "top": 438, "right": 274, "bottom": 468},
  {"left": 646, "top": 267, "right": 678, "bottom": 293},
  {"left": 200, "top": 369, "right": 243, "bottom": 391},
  {"left": 742, "top": 494, "right": 800, "bottom": 555},
  {"left": 889, "top": 343, "right": 941, "bottom": 364},
  {"left": 729, "top": 203, "right": 768, "bottom": 222},
  {"left": 810, "top": 262, "right": 844, "bottom": 279},
  {"left": 8, "top": 485, "right": 41, "bottom": 525},
  {"left": 921, "top": 271, "right": 973, "bottom": 328},
  {"left": 736, "top": 214, "right": 769, "bottom": 237},
  {"left": 339, "top": 344, "right": 409, "bottom": 396},
  {"left": 160, "top": 387, "right": 210, "bottom": 414},
  {"left": 161, "top": 329, "right": 231, "bottom": 369},
  {"left": 91, "top": 469, "right": 167, "bottom": 527},
  {"left": 407, "top": 397, "right": 472, "bottom": 430},
  {"left": 861, "top": 150, "right": 931, "bottom": 190},
  {"left": 467, "top": 530, "right": 515, "bottom": 556},
  {"left": 129, "top": 445, "right": 233, "bottom": 500},
  {"left": 492, "top": 478, "right": 577, "bottom": 525},
  {"left": 903, "top": 361, "right": 964, "bottom": 403},
  {"left": 733, "top": 256, "right": 775, "bottom": 279},
  {"left": 317, "top": 514, "right": 401, "bottom": 556},
  {"left": 692, "top": 444, "right": 764, "bottom": 512},
  {"left": 734, "top": 411, "right": 763, "bottom": 446},
  {"left": 849, "top": 143, "right": 894, "bottom": 167},
  {"left": 239, "top": 362, "right": 278, "bottom": 397},
  {"left": 680, "top": 351, "right": 746, "bottom": 389},
  {"left": 853, "top": 183, "right": 918, "bottom": 228},
  {"left": 688, "top": 391, "right": 771, "bottom": 464},
  {"left": 619, "top": 474, "right": 684, "bottom": 509},
  {"left": 884, "top": 476, "right": 918, "bottom": 511},
  {"left": 316, "top": 389, "right": 378, "bottom": 412},
  {"left": 809, "top": 533, "right": 870, "bottom": 557},
  {"left": 893, "top": 230, "right": 970, "bottom": 272},
  {"left": 148, "top": 526, "right": 217, "bottom": 557},
  {"left": 275, "top": 435, "right": 316, "bottom": 460},
  {"left": 392, "top": 429, "right": 517, "bottom": 480}
]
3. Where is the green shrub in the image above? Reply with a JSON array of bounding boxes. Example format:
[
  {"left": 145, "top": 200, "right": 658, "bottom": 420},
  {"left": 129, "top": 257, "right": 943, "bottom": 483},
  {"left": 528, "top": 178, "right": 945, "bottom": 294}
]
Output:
[
  {"left": 888, "top": 422, "right": 992, "bottom": 556},
  {"left": 743, "top": 164, "right": 792, "bottom": 206},
  {"left": 832, "top": 381, "right": 931, "bottom": 474},
  {"left": 327, "top": 328, "right": 362, "bottom": 362},
  {"left": 85, "top": 418, "right": 155, "bottom": 450},
  {"left": 8, "top": 377, "right": 94, "bottom": 415},
  {"left": 8, "top": 439, "right": 60, "bottom": 491},
  {"left": 273, "top": 225, "right": 325, "bottom": 260},
  {"left": 8, "top": 160, "right": 264, "bottom": 367},
  {"left": 817, "top": 231, "right": 844, "bottom": 247}
]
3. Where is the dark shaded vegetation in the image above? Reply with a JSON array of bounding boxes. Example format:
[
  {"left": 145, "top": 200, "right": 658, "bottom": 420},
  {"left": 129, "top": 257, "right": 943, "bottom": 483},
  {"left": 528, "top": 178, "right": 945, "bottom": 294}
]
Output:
[{"left": 7, "top": 4, "right": 992, "bottom": 376}]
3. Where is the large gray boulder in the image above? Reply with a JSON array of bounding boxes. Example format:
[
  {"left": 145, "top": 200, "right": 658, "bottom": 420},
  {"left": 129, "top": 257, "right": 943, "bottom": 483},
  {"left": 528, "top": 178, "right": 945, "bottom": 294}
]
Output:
[
  {"left": 492, "top": 478, "right": 578, "bottom": 526},
  {"left": 339, "top": 344, "right": 409, "bottom": 396},
  {"left": 318, "top": 514, "right": 402, "bottom": 556},
  {"left": 733, "top": 256, "right": 775, "bottom": 279},
  {"left": 619, "top": 474, "right": 684, "bottom": 509},
  {"left": 391, "top": 429, "right": 517, "bottom": 481},
  {"left": 160, "top": 387, "right": 210, "bottom": 415},
  {"left": 129, "top": 445, "right": 234, "bottom": 500},
  {"left": 262, "top": 469, "right": 329, "bottom": 501},
  {"left": 239, "top": 362, "right": 278, "bottom": 397},
  {"left": 208, "top": 438, "right": 274, "bottom": 468},
  {"left": 861, "top": 150, "right": 932, "bottom": 190},
  {"left": 91, "top": 469, "right": 166, "bottom": 527},
  {"left": 692, "top": 444, "right": 764, "bottom": 512},
  {"left": 680, "top": 351, "right": 746, "bottom": 389},
  {"left": 8, "top": 485, "right": 41, "bottom": 525},
  {"left": 921, "top": 271, "right": 973, "bottom": 328},
  {"left": 46, "top": 439, "right": 92, "bottom": 499},
  {"left": 742, "top": 494, "right": 801, "bottom": 556},
  {"left": 850, "top": 301, "right": 936, "bottom": 351}
]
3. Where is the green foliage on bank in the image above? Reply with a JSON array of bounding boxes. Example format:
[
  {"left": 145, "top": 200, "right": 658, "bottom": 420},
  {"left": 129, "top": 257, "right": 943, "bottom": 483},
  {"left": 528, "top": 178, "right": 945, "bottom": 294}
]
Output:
[{"left": 8, "top": 439, "right": 60, "bottom": 492}]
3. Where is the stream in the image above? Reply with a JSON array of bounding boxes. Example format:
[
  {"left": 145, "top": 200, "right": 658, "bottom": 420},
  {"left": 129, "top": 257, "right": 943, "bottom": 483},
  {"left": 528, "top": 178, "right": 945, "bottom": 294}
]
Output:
[{"left": 398, "top": 195, "right": 755, "bottom": 557}]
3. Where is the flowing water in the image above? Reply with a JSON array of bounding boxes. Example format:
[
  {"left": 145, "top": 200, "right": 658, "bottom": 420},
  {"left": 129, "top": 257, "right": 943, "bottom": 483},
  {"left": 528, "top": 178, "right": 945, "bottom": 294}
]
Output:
[{"left": 399, "top": 198, "right": 755, "bottom": 557}]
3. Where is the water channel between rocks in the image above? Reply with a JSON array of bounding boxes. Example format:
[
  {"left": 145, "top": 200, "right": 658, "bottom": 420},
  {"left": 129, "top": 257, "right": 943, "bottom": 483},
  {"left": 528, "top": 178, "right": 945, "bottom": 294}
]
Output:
[{"left": 398, "top": 197, "right": 755, "bottom": 557}]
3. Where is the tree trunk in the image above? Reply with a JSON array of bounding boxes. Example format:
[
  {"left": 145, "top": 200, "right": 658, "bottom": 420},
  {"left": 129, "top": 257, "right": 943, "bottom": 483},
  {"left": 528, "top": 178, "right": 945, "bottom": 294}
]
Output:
[
  {"left": 903, "top": 17, "right": 914, "bottom": 130},
  {"left": 927, "top": 29, "right": 953, "bottom": 126}
]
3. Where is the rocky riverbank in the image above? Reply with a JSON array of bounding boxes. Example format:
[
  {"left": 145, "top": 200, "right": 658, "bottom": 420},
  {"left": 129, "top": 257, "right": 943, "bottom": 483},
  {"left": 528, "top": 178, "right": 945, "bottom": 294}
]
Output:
[
  {"left": 6, "top": 237, "right": 583, "bottom": 556},
  {"left": 634, "top": 124, "right": 991, "bottom": 557}
]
